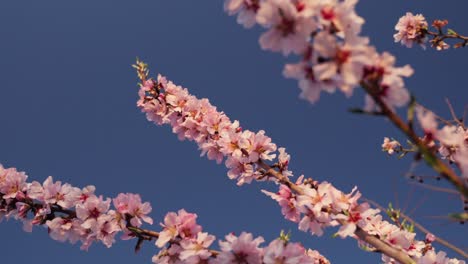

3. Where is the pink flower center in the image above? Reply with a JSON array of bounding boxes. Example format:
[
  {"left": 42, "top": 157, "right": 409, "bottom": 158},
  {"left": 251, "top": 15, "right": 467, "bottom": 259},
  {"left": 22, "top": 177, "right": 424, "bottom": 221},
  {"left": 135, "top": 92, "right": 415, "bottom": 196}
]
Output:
[
  {"left": 296, "top": 2, "right": 306, "bottom": 12},
  {"left": 321, "top": 6, "right": 335, "bottom": 20},
  {"left": 348, "top": 212, "right": 362, "bottom": 223},
  {"left": 277, "top": 17, "right": 296, "bottom": 36},
  {"left": 304, "top": 66, "right": 316, "bottom": 81},
  {"left": 244, "top": 0, "right": 260, "bottom": 12},
  {"left": 234, "top": 252, "right": 249, "bottom": 263},
  {"left": 336, "top": 49, "right": 351, "bottom": 65},
  {"left": 90, "top": 208, "right": 101, "bottom": 218}
]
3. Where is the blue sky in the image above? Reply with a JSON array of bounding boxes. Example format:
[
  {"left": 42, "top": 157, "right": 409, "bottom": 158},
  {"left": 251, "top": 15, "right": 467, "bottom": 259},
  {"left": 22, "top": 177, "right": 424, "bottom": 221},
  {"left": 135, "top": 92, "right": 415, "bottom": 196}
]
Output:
[{"left": 0, "top": 1, "right": 467, "bottom": 263}]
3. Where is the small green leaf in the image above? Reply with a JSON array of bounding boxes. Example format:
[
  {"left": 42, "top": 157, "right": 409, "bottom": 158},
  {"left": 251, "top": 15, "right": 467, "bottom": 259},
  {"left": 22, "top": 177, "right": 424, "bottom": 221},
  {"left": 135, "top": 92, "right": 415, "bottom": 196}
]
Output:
[
  {"left": 398, "top": 152, "right": 407, "bottom": 159},
  {"left": 447, "top": 29, "right": 457, "bottom": 35},
  {"left": 279, "top": 230, "right": 291, "bottom": 242}
]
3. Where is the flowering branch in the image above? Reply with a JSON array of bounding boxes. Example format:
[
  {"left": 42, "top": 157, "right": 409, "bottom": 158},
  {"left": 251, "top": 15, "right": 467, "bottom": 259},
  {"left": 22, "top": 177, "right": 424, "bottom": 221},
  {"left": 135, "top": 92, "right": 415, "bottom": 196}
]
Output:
[
  {"left": 134, "top": 60, "right": 464, "bottom": 264},
  {"left": 394, "top": 12, "right": 468, "bottom": 50},
  {"left": 0, "top": 164, "right": 330, "bottom": 263},
  {"left": 222, "top": 0, "right": 468, "bottom": 200},
  {"left": 361, "top": 81, "right": 468, "bottom": 199},
  {"left": 365, "top": 198, "right": 468, "bottom": 259}
]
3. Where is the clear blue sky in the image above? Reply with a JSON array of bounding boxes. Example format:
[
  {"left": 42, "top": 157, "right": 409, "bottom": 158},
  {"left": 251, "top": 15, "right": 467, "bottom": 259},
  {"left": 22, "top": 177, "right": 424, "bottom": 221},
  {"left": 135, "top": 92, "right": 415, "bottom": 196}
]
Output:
[{"left": 0, "top": 1, "right": 466, "bottom": 263}]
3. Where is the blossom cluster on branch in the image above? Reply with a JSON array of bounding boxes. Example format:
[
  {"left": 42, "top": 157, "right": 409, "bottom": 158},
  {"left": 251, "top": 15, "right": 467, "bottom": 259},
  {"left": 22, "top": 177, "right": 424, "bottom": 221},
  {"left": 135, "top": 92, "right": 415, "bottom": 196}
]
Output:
[
  {"left": 134, "top": 59, "right": 465, "bottom": 264},
  {"left": 0, "top": 164, "right": 330, "bottom": 264},
  {"left": 1, "top": 1, "right": 466, "bottom": 263},
  {"left": 223, "top": 0, "right": 468, "bottom": 199},
  {"left": 225, "top": 0, "right": 414, "bottom": 111},
  {"left": 383, "top": 106, "right": 468, "bottom": 180},
  {"left": 394, "top": 12, "right": 468, "bottom": 50},
  {"left": 0, "top": 164, "right": 153, "bottom": 250}
]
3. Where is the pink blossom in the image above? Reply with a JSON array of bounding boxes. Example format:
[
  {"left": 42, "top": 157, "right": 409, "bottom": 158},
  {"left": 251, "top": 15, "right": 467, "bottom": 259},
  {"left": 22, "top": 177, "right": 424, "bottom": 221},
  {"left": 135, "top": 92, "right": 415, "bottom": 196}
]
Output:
[
  {"left": 425, "top": 233, "right": 436, "bottom": 243},
  {"left": 262, "top": 184, "right": 300, "bottom": 222},
  {"left": 417, "top": 250, "right": 449, "bottom": 264},
  {"left": 178, "top": 232, "right": 215, "bottom": 262},
  {"left": 313, "top": 32, "right": 373, "bottom": 96},
  {"left": 152, "top": 244, "right": 184, "bottom": 264},
  {"left": 156, "top": 209, "right": 202, "bottom": 248},
  {"left": 263, "top": 239, "right": 312, "bottom": 264},
  {"left": 415, "top": 105, "right": 438, "bottom": 140},
  {"left": 0, "top": 167, "right": 28, "bottom": 199},
  {"left": 225, "top": 156, "right": 258, "bottom": 186},
  {"left": 76, "top": 195, "right": 111, "bottom": 230},
  {"left": 283, "top": 61, "right": 336, "bottom": 103},
  {"left": 335, "top": 203, "right": 380, "bottom": 238},
  {"left": 394, "top": 12, "right": 428, "bottom": 48},
  {"left": 317, "top": 0, "right": 364, "bottom": 37},
  {"left": 42, "top": 176, "right": 81, "bottom": 209},
  {"left": 382, "top": 137, "right": 401, "bottom": 155},
  {"left": 89, "top": 212, "right": 121, "bottom": 248},
  {"left": 224, "top": 0, "right": 260, "bottom": 28},
  {"left": 46, "top": 217, "right": 79, "bottom": 243},
  {"left": 277, "top": 147, "right": 293, "bottom": 177},
  {"left": 216, "top": 232, "right": 265, "bottom": 264},
  {"left": 113, "top": 193, "right": 153, "bottom": 227},
  {"left": 296, "top": 182, "right": 333, "bottom": 216},
  {"left": 256, "top": 0, "right": 316, "bottom": 55},
  {"left": 363, "top": 52, "right": 413, "bottom": 111}
]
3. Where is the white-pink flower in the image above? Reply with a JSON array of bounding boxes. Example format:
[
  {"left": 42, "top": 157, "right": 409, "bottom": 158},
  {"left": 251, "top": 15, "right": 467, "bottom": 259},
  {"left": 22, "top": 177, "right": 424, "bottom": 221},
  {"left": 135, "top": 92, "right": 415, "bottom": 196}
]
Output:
[
  {"left": 76, "top": 195, "right": 111, "bottom": 231},
  {"left": 179, "top": 232, "right": 215, "bottom": 263},
  {"left": 363, "top": 52, "right": 413, "bottom": 111},
  {"left": 283, "top": 61, "right": 336, "bottom": 104},
  {"left": 382, "top": 137, "right": 401, "bottom": 155},
  {"left": 313, "top": 32, "right": 373, "bottom": 96},
  {"left": 262, "top": 184, "right": 300, "bottom": 222},
  {"left": 156, "top": 209, "right": 202, "bottom": 248},
  {"left": 224, "top": 0, "right": 261, "bottom": 28},
  {"left": 0, "top": 167, "right": 28, "bottom": 199},
  {"left": 317, "top": 0, "right": 364, "bottom": 37},
  {"left": 394, "top": 12, "right": 428, "bottom": 48},
  {"left": 216, "top": 232, "right": 265, "bottom": 264},
  {"left": 415, "top": 105, "right": 438, "bottom": 140},
  {"left": 113, "top": 193, "right": 153, "bottom": 227},
  {"left": 46, "top": 217, "right": 78, "bottom": 243},
  {"left": 257, "top": 0, "right": 316, "bottom": 55},
  {"left": 263, "top": 239, "right": 312, "bottom": 264},
  {"left": 42, "top": 176, "right": 81, "bottom": 209}
]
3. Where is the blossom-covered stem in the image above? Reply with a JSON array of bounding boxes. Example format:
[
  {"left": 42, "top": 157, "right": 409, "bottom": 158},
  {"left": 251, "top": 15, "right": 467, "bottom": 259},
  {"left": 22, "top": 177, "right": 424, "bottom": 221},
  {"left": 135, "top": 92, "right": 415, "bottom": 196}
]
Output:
[
  {"left": 258, "top": 160, "right": 304, "bottom": 194},
  {"left": 0, "top": 165, "right": 330, "bottom": 263},
  {"left": 361, "top": 81, "right": 468, "bottom": 199},
  {"left": 134, "top": 61, "right": 464, "bottom": 264},
  {"left": 354, "top": 228, "right": 416, "bottom": 264},
  {"left": 366, "top": 199, "right": 468, "bottom": 259},
  {"left": 258, "top": 160, "right": 417, "bottom": 264},
  {"left": 127, "top": 226, "right": 222, "bottom": 257}
]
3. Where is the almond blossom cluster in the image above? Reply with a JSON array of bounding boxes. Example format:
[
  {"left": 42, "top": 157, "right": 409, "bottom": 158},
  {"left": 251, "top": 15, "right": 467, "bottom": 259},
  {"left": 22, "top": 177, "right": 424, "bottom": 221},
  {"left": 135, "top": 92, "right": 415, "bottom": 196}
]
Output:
[
  {"left": 382, "top": 137, "right": 402, "bottom": 155},
  {"left": 394, "top": 12, "right": 468, "bottom": 50},
  {"left": 263, "top": 177, "right": 464, "bottom": 264},
  {"left": 152, "top": 209, "right": 329, "bottom": 264},
  {"left": 380, "top": 106, "right": 468, "bottom": 179},
  {"left": 134, "top": 63, "right": 464, "bottom": 263},
  {"left": 415, "top": 106, "right": 468, "bottom": 178},
  {"left": 224, "top": 0, "right": 414, "bottom": 110},
  {"left": 0, "top": 164, "right": 153, "bottom": 250},
  {"left": 394, "top": 12, "right": 428, "bottom": 49},
  {"left": 137, "top": 70, "right": 280, "bottom": 186},
  {"left": 0, "top": 164, "right": 330, "bottom": 263}
]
